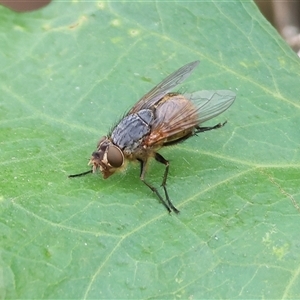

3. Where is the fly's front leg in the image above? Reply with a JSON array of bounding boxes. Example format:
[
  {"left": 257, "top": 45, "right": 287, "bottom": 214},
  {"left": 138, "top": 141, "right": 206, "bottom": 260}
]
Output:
[
  {"left": 68, "top": 170, "right": 93, "bottom": 178},
  {"left": 138, "top": 159, "right": 172, "bottom": 213},
  {"left": 154, "top": 153, "right": 180, "bottom": 214},
  {"left": 195, "top": 121, "right": 227, "bottom": 134}
]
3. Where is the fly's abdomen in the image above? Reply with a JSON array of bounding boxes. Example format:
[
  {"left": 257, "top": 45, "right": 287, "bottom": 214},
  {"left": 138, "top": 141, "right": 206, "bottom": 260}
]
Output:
[{"left": 111, "top": 109, "right": 154, "bottom": 151}]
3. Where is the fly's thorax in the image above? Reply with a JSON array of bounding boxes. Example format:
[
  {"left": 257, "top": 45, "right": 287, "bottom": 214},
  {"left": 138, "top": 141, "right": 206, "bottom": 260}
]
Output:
[
  {"left": 89, "top": 136, "right": 124, "bottom": 179},
  {"left": 110, "top": 109, "right": 154, "bottom": 153},
  {"left": 136, "top": 109, "right": 154, "bottom": 124},
  {"left": 122, "top": 145, "right": 155, "bottom": 162}
]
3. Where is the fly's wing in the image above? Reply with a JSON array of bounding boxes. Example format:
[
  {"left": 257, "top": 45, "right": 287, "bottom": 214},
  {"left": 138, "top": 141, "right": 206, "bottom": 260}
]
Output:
[
  {"left": 145, "top": 90, "right": 236, "bottom": 147},
  {"left": 185, "top": 90, "right": 236, "bottom": 124},
  {"left": 127, "top": 60, "right": 200, "bottom": 115}
]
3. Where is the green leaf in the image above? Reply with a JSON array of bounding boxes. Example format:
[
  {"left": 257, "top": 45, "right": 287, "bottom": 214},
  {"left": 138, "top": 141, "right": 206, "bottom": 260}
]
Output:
[{"left": 1, "top": 1, "right": 300, "bottom": 299}]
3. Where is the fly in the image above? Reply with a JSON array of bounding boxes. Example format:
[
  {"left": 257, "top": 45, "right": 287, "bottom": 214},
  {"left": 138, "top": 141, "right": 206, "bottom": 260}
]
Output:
[{"left": 69, "top": 61, "right": 236, "bottom": 213}]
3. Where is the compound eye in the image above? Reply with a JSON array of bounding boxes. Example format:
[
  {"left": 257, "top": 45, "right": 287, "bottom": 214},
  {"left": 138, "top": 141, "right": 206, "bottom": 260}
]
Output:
[{"left": 107, "top": 145, "right": 124, "bottom": 168}]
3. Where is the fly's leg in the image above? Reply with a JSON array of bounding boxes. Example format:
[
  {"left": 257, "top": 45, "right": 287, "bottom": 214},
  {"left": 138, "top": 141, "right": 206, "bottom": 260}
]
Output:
[
  {"left": 195, "top": 121, "right": 227, "bottom": 134},
  {"left": 154, "top": 153, "right": 180, "bottom": 214},
  {"left": 138, "top": 159, "right": 172, "bottom": 213},
  {"left": 68, "top": 170, "right": 93, "bottom": 178}
]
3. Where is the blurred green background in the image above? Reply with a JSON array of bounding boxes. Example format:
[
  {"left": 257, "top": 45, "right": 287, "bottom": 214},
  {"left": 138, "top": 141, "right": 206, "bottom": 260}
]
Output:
[{"left": 1, "top": 1, "right": 300, "bottom": 299}]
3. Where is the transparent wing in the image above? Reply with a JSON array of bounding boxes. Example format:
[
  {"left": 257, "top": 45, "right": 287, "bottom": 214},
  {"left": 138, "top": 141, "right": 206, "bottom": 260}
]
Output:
[
  {"left": 127, "top": 60, "right": 200, "bottom": 114},
  {"left": 145, "top": 90, "right": 236, "bottom": 147},
  {"left": 185, "top": 90, "right": 236, "bottom": 124}
]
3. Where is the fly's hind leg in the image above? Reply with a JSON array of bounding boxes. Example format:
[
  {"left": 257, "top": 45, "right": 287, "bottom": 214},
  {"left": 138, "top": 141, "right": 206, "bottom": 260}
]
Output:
[
  {"left": 138, "top": 159, "right": 172, "bottom": 213},
  {"left": 154, "top": 153, "right": 180, "bottom": 214},
  {"left": 195, "top": 120, "right": 227, "bottom": 134}
]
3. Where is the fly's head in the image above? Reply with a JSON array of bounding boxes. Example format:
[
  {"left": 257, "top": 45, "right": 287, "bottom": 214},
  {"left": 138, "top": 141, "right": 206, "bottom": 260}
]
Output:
[{"left": 89, "top": 136, "right": 124, "bottom": 179}]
